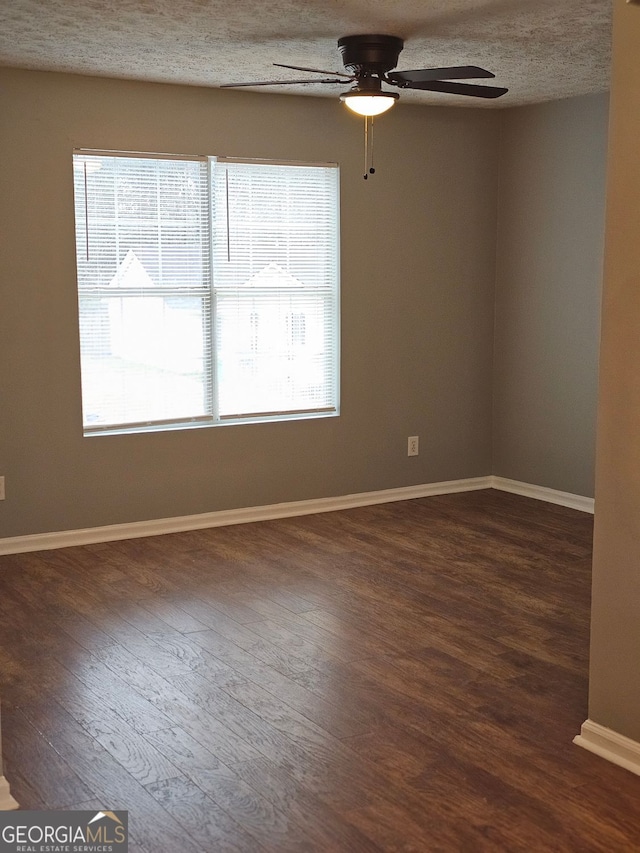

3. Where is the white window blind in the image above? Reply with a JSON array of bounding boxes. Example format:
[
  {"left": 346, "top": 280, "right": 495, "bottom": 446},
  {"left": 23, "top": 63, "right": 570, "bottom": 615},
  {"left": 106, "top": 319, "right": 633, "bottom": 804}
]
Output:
[
  {"left": 73, "top": 151, "right": 339, "bottom": 433},
  {"left": 212, "top": 159, "right": 339, "bottom": 419}
]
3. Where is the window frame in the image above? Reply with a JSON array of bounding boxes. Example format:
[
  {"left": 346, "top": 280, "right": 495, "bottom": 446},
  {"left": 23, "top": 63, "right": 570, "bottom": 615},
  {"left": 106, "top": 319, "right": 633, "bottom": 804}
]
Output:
[{"left": 72, "top": 149, "right": 340, "bottom": 436}]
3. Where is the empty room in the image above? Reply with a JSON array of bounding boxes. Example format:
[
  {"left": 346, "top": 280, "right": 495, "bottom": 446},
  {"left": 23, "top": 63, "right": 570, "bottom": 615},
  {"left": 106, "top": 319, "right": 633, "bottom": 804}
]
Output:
[{"left": 1, "top": 0, "right": 640, "bottom": 850}]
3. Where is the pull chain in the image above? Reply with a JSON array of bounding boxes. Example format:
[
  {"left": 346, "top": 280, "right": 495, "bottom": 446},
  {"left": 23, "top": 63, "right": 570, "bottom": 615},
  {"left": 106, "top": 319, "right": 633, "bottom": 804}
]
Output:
[
  {"left": 363, "top": 116, "right": 368, "bottom": 179},
  {"left": 363, "top": 116, "right": 376, "bottom": 180}
]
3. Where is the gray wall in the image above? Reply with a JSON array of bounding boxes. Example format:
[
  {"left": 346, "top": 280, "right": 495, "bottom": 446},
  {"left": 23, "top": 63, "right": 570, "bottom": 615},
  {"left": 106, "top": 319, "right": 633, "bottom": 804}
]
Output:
[
  {"left": 0, "top": 68, "right": 499, "bottom": 538},
  {"left": 493, "top": 94, "right": 609, "bottom": 497},
  {"left": 589, "top": 0, "right": 640, "bottom": 742}
]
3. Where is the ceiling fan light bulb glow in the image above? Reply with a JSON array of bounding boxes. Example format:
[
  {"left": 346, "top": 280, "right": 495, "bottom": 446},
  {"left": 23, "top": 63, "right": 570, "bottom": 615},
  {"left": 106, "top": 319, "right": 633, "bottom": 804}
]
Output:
[{"left": 341, "top": 92, "right": 398, "bottom": 116}]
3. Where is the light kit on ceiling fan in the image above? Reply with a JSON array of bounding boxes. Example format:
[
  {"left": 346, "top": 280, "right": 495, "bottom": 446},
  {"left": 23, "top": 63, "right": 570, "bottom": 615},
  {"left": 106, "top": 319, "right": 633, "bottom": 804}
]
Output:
[
  {"left": 221, "top": 33, "right": 508, "bottom": 180},
  {"left": 339, "top": 75, "right": 399, "bottom": 117},
  {"left": 340, "top": 90, "right": 399, "bottom": 116}
]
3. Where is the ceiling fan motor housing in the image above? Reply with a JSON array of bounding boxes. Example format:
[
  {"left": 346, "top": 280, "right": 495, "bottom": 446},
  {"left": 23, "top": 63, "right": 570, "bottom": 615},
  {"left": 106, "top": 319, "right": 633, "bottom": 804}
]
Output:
[{"left": 338, "top": 35, "right": 404, "bottom": 74}]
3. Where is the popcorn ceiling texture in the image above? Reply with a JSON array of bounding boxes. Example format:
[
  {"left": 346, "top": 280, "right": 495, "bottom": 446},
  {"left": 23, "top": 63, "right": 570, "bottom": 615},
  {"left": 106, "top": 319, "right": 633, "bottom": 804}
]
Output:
[{"left": 0, "top": 0, "right": 611, "bottom": 107}]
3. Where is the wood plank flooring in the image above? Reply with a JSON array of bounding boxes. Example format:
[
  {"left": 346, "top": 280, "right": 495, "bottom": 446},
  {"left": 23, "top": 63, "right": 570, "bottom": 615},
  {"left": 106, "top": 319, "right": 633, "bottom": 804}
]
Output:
[{"left": 1, "top": 489, "right": 639, "bottom": 851}]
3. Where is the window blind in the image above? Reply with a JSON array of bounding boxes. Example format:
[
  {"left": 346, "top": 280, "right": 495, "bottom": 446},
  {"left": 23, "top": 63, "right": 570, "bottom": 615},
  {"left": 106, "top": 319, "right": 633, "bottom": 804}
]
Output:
[
  {"left": 74, "top": 153, "right": 211, "bottom": 431},
  {"left": 211, "top": 159, "right": 339, "bottom": 419},
  {"left": 73, "top": 151, "right": 339, "bottom": 433}
]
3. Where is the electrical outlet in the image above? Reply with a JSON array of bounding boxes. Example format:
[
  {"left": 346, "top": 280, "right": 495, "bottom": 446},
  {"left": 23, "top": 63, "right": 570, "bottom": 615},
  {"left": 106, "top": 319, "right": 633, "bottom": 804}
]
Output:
[
  {"left": 407, "top": 436, "right": 419, "bottom": 457},
  {"left": 0, "top": 476, "right": 4, "bottom": 500}
]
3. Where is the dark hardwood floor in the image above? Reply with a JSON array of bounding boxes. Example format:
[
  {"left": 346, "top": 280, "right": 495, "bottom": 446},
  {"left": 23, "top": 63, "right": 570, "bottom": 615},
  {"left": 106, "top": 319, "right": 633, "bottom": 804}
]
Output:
[{"left": 1, "top": 489, "right": 639, "bottom": 851}]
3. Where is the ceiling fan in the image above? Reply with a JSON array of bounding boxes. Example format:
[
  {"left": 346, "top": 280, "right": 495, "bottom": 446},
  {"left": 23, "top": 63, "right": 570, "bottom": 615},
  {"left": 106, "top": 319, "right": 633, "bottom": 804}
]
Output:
[
  {"left": 221, "top": 35, "right": 508, "bottom": 179},
  {"left": 221, "top": 34, "right": 509, "bottom": 113}
]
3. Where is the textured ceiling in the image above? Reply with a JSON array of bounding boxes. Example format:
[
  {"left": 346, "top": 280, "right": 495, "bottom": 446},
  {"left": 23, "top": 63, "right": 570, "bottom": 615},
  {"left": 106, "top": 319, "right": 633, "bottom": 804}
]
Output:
[{"left": 0, "top": 0, "right": 611, "bottom": 108}]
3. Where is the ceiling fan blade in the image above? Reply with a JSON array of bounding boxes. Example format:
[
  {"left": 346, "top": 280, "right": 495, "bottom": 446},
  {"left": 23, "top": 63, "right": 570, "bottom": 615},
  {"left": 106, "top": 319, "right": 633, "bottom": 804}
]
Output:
[
  {"left": 403, "top": 79, "right": 508, "bottom": 99},
  {"left": 220, "top": 78, "right": 346, "bottom": 88},
  {"left": 388, "top": 66, "right": 495, "bottom": 84},
  {"left": 274, "top": 62, "right": 351, "bottom": 78}
]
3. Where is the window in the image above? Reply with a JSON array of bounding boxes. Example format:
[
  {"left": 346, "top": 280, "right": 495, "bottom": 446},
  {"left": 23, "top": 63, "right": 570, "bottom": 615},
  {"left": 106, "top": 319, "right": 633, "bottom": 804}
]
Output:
[{"left": 72, "top": 151, "right": 340, "bottom": 434}]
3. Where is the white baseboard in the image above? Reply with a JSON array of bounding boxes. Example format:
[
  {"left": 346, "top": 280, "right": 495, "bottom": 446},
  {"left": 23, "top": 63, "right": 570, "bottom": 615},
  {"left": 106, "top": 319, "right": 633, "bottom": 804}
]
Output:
[
  {"left": 0, "top": 475, "right": 594, "bottom": 557},
  {"left": 574, "top": 719, "right": 640, "bottom": 777},
  {"left": 491, "top": 476, "right": 594, "bottom": 514},
  {"left": 0, "top": 476, "right": 493, "bottom": 556},
  {"left": 0, "top": 776, "right": 18, "bottom": 810}
]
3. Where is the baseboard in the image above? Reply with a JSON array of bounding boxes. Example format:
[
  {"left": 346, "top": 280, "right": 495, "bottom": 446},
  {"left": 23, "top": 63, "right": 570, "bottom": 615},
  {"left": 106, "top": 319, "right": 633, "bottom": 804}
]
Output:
[
  {"left": 0, "top": 776, "right": 18, "bottom": 810},
  {"left": 491, "top": 476, "right": 594, "bottom": 514},
  {"left": 0, "top": 476, "right": 493, "bottom": 556},
  {"left": 0, "top": 474, "right": 594, "bottom": 557},
  {"left": 574, "top": 719, "right": 640, "bottom": 777}
]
